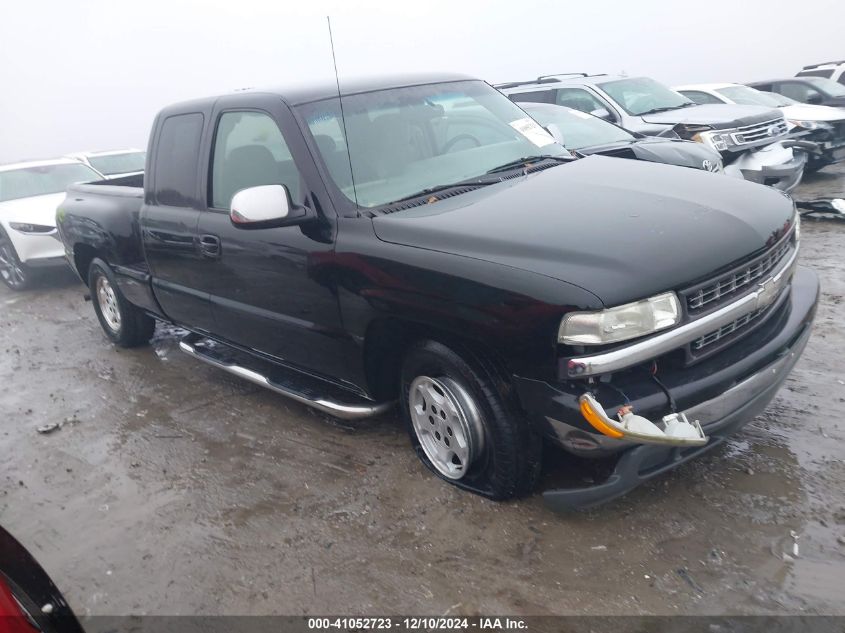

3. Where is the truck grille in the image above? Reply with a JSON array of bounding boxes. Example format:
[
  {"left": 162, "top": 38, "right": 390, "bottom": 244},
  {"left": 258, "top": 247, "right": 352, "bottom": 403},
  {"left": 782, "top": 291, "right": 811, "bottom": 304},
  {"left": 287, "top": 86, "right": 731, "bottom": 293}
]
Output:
[
  {"left": 683, "top": 238, "right": 791, "bottom": 313},
  {"left": 691, "top": 305, "right": 769, "bottom": 351},
  {"left": 730, "top": 117, "right": 789, "bottom": 146}
]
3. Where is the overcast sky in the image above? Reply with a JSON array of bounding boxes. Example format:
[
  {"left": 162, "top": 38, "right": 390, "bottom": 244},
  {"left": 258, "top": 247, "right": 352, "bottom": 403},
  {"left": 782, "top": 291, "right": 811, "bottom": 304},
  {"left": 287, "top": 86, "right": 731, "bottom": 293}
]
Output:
[{"left": 1, "top": 0, "right": 843, "bottom": 163}]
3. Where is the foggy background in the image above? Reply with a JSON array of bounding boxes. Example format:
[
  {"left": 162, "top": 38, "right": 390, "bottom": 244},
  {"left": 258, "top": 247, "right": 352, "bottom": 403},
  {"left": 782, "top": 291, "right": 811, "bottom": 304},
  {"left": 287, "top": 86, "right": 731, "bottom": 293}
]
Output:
[{"left": 1, "top": 0, "right": 843, "bottom": 164}]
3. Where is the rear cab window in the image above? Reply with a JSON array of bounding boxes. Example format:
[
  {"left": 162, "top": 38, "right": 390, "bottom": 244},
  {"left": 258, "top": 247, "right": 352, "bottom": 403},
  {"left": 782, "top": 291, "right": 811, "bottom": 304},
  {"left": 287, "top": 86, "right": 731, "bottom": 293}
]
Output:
[{"left": 153, "top": 113, "right": 204, "bottom": 207}]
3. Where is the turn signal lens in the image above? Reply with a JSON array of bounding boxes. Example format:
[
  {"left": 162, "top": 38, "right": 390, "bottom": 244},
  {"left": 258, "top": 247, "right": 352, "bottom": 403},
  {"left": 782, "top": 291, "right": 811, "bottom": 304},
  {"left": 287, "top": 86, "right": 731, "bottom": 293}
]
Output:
[
  {"left": 559, "top": 292, "right": 680, "bottom": 345},
  {"left": 579, "top": 398, "right": 624, "bottom": 438}
]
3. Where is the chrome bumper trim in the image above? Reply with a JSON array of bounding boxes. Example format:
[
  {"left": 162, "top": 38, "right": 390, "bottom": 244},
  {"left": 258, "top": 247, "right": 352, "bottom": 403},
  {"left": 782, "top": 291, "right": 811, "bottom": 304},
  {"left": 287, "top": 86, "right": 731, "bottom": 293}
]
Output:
[{"left": 566, "top": 247, "right": 798, "bottom": 377}]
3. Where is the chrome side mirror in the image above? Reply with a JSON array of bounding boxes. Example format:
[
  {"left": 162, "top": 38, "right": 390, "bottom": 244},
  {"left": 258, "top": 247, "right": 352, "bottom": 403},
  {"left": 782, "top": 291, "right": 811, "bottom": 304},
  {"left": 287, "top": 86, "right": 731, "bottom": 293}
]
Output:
[
  {"left": 590, "top": 107, "right": 613, "bottom": 121},
  {"left": 230, "top": 184, "right": 305, "bottom": 228}
]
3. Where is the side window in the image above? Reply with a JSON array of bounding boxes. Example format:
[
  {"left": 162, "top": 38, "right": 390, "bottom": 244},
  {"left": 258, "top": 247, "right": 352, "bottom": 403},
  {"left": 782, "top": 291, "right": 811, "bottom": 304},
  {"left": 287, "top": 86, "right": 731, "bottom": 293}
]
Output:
[
  {"left": 679, "top": 90, "right": 723, "bottom": 105},
  {"left": 555, "top": 88, "right": 611, "bottom": 116},
  {"left": 508, "top": 90, "right": 555, "bottom": 105},
  {"left": 797, "top": 69, "right": 834, "bottom": 78},
  {"left": 154, "top": 113, "right": 204, "bottom": 207},
  {"left": 210, "top": 111, "right": 302, "bottom": 210},
  {"left": 778, "top": 82, "right": 820, "bottom": 102}
]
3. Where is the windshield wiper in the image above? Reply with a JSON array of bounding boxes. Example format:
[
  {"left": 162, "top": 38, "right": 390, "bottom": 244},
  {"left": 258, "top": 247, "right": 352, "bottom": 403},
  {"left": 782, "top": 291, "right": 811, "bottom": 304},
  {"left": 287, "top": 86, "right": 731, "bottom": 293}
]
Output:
[
  {"left": 384, "top": 179, "right": 495, "bottom": 206},
  {"left": 638, "top": 102, "right": 697, "bottom": 115},
  {"left": 485, "top": 154, "right": 572, "bottom": 175}
]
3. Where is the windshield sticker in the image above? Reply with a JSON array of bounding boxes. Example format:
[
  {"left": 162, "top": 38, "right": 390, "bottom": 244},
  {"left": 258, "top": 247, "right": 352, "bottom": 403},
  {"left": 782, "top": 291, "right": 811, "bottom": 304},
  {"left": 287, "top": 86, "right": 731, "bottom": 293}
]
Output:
[{"left": 509, "top": 117, "right": 556, "bottom": 147}]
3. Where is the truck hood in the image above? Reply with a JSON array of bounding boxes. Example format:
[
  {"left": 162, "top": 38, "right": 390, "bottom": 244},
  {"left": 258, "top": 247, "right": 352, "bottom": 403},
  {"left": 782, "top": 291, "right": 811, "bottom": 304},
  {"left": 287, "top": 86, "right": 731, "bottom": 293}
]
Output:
[
  {"left": 0, "top": 193, "right": 65, "bottom": 226},
  {"left": 372, "top": 156, "right": 794, "bottom": 307},
  {"left": 640, "top": 103, "right": 781, "bottom": 129},
  {"left": 780, "top": 103, "right": 845, "bottom": 122},
  {"left": 583, "top": 137, "right": 720, "bottom": 171}
]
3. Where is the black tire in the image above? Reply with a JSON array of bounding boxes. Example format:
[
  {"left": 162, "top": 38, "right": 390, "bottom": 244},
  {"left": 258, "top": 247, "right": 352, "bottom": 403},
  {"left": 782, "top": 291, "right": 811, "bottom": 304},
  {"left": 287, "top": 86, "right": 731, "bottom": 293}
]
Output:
[
  {"left": 0, "top": 228, "right": 32, "bottom": 290},
  {"left": 400, "top": 339, "right": 542, "bottom": 500},
  {"left": 88, "top": 258, "right": 155, "bottom": 347},
  {"left": 805, "top": 160, "right": 828, "bottom": 174}
]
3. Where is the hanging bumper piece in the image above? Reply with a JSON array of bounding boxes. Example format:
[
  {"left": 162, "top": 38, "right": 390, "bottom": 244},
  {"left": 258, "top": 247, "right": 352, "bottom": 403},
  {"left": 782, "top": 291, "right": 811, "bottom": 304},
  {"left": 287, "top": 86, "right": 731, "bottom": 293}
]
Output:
[{"left": 579, "top": 392, "right": 708, "bottom": 447}]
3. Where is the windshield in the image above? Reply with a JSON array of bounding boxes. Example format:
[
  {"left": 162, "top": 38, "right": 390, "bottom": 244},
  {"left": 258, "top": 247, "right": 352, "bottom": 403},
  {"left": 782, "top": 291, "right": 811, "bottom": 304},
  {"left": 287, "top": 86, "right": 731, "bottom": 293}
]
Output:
[
  {"left": 598, "top": 77, "right": 695, "bottom": 116},
  {"left": 88, "top": 151, "right": 146, "bottom": 175},
  {"left": 804, "top": 77, "right": 845, "bottom": 97},
  {"left": 0, "top": 163, "right": 102, "bottom": 202},
  {"left": 523, "top": 104, "right": 634, "bottom": 150},
  {"left": 297, "top": 80, "right": 570, "bottom": 208},
  {"left": 716, "top": 86, "right": 791, "bottom": 108}
]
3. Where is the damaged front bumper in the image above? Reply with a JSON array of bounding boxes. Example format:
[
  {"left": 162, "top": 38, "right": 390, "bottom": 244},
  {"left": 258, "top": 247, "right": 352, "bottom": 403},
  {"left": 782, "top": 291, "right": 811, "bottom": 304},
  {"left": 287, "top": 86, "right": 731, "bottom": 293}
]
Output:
[
  {"left": 724, "top": 141, "right": 808, "bottom": 193},
  {"left": 514, "top": 266, "right": 819, "bottom": 511}
]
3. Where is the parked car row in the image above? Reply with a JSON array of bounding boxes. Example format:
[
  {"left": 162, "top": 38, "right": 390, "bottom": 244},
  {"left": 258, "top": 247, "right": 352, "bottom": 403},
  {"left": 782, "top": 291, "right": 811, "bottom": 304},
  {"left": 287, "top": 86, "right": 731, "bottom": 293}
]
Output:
[
  {"left": 51, "top": 72, "right": 819, "bottom": 509},
  {"left": 0, "top": 149, "right": 144, "bottom": 289},
  {"left": 497, "top": 71, "right": 845, "bottom": 192}
]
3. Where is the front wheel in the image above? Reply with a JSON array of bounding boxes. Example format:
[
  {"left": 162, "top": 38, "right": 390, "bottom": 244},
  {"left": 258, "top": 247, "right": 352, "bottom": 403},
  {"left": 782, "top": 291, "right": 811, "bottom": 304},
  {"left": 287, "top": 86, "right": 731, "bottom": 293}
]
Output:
[
  {"left": 400, "top": 339, "right": 542, "bottom": 500},
  {"left": 88, "top": 258, "right": 155, "bottom": 347},
  {"left": 0, "top": 229, "right": 31, "bottom": 290}
]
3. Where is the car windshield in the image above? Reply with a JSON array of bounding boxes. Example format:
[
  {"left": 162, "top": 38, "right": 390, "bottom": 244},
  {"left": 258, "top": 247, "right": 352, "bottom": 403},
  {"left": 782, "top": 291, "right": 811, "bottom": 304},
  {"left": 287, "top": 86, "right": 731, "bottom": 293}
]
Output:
[
  {"left": 88, "top": 151, "right": 146, "bottom": 176},
  {"left": 804, "top": 77, "right": 845, "bottom": 97},
  {"left": 597, "top": 77, "right": 695, "bottom": 116},
  {"left": 296, "top": 80, "right": 570, "bottom": 208},
  {"left": 0, "top": 163, "right": 102, "bottom": 202},
  {"left": 717, "top": 85, "right": 786, "bottom": 108},
  {"left": 523, "top": 104, "right": 634, "bottom": 150}
]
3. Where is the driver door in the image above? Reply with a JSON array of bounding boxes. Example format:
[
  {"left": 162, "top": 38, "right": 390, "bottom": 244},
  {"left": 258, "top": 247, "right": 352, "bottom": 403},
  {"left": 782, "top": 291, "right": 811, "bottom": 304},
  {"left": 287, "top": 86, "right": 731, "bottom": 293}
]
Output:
[{"left": 194, "top": 97, "right": 346, "bottom": 379}]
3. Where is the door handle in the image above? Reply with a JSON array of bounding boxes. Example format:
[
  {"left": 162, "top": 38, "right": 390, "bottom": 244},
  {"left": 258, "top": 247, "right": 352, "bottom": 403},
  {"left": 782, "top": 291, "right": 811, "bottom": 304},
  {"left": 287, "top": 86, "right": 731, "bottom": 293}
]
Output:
[{"left": 199, "top": 234, "right": 221, "bottom": 258}]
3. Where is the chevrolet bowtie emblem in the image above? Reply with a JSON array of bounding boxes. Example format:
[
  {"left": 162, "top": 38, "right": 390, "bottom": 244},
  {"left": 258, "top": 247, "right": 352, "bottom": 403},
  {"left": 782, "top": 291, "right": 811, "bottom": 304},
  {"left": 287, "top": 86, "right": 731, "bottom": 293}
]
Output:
[{"left": 755, "top": 277, "right": 779, "bottom": 311}]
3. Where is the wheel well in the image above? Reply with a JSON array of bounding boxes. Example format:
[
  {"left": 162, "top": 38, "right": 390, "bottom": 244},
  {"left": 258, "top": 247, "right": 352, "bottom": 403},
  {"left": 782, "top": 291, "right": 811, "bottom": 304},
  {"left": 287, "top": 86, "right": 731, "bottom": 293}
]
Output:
[
  {"left": 73, "top": 244, "right": 101, "bottom": 286},
  {"left": 363, "top": 319, "right": 510, "bottom": 401}
]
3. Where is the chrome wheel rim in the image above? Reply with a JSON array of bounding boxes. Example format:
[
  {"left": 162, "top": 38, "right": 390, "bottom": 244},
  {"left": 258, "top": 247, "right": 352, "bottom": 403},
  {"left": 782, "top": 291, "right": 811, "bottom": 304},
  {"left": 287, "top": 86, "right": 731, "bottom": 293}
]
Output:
[
  {"left": 96, "top": 275, "right": 121, "bottom": 332},
  {"left": 409, "top": 376, "right": 484, "bottom": 480},
  {"left": 0, "top": 239, "right": 26, "bottom": 288}
]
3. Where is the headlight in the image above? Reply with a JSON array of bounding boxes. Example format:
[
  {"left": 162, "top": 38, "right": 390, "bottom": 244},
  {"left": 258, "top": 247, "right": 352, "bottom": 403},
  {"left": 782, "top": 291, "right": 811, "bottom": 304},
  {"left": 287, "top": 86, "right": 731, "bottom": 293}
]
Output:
[
  {"left": 787, "top": 120, "right": 833, "bottom": 131},
  {"left": 559, "top": 292, "right": 681, "bottom": 345},
  {"left": 693, "top": 130, "right": 731, "bottom": 152},
  {"left": 9, "top": 222, "right": 56, "bottom": 234}
]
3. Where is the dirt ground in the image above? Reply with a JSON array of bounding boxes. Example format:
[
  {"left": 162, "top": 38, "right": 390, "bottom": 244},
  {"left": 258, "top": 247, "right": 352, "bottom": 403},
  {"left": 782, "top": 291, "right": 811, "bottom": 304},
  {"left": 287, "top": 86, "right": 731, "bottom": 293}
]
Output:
[{"left": 1, "top": 166, "right": 844, "bottom": 617}]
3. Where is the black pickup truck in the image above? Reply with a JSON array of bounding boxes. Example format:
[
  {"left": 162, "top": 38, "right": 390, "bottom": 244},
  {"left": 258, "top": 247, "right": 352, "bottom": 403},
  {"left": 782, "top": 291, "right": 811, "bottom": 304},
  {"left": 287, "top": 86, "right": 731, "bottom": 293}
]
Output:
[{"left": 57, "top": 74, "right": 819, "bottom": 510}]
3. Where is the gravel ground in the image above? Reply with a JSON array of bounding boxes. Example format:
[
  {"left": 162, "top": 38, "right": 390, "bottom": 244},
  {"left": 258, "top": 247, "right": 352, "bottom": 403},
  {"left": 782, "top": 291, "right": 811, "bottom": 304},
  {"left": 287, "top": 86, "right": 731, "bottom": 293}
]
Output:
[{"left": 1, "top": 165, "right": 844, "bottom": 616}]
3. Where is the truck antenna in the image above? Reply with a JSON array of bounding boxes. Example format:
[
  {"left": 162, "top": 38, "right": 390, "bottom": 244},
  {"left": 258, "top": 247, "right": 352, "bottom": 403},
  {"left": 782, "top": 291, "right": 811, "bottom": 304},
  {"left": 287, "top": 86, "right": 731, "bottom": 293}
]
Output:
[{"left": 327, "top": 16, "right": 359, "bottom": 208}]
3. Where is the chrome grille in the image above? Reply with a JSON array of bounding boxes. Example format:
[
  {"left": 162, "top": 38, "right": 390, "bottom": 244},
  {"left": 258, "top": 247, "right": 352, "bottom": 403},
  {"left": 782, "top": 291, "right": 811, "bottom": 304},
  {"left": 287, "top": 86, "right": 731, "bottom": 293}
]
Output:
[
  {"left": 692, "top": 306, "right": 768, "bottom": 351},
  {"left": 685, "top": 239, "right": 791, "bottom": 312},
  {"left": 730, "top": 117, "right": 789, "bottom": 145}
]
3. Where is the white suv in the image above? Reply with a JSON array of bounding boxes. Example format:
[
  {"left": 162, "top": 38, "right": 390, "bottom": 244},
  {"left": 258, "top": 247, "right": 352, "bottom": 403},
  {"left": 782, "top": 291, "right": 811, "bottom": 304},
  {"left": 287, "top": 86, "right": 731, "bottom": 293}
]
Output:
[{"left": 797, "top": 61, "right": 845, "bottom": 84}]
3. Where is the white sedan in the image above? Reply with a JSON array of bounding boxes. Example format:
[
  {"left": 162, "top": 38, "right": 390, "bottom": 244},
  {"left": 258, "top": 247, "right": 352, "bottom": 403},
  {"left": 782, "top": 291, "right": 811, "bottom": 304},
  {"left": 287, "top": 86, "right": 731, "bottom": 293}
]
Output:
[
  {"left": 675, "top": 82, "right": 845, "bottom": 172},
  {"left": 65, "top": 148, "right": 145, "bottom": 179},
  {"left": 0, "top": 158, "right": 102, "bottom": 290}
]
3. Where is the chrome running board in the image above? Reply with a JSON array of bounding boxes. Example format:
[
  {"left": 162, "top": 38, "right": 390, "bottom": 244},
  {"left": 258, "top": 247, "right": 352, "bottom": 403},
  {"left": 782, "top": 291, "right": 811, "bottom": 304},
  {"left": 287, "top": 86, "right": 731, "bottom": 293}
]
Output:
[{"left": 179, "top": 333, "right": 394, "bottom": 420}]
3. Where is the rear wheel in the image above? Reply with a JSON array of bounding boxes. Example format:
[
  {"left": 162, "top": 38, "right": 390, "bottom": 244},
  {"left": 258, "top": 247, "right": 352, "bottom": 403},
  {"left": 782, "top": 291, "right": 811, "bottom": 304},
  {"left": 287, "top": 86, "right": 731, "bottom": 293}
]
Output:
[
  {"left": 400, "top": 339, "right": 542, "bottom": 500},
  {"left": 0, "top": 229, "right": 31, "bottom": 290},
  {"left": 88, "top": 258, "right": 155, "bottom": 347}
]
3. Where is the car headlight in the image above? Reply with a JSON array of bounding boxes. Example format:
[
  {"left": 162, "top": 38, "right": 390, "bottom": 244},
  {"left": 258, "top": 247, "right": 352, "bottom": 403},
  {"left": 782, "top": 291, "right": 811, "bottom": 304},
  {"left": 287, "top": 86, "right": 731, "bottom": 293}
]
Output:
[
  {"left": 559, "top": 292, "right": 681, "bottom": 345},
  {"left": 693, "top": 130, "right": 731, "bottom": 152},
  {"left": 9, "top": 222, "right": 56, "bottom": 234},
  {"left": 787, "top": 120, "right": 833, "bottom": 131}
]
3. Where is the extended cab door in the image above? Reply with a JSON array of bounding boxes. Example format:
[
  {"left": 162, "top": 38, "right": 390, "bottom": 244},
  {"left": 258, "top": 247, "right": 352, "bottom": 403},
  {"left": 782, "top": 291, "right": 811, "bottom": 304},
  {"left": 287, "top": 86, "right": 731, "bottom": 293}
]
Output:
[
  {"left": 141, "top": 111, "right": 217, "bottom": 332},
  {"left": 194, "top": 95, "right": 347, "bottom": 379}
]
